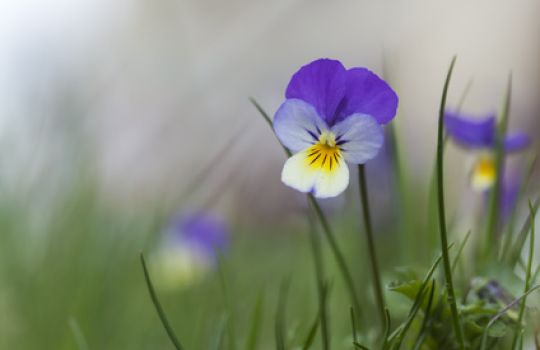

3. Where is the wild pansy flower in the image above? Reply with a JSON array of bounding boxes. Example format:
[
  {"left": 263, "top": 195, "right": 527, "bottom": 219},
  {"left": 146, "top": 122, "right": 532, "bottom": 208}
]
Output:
[
  {"left": 273, "top": 59, "right": 398, "bottom": 198},
  {"left": 155, "top": 211, "right": 229, "bottom": 289},
  {"left": 445, "top": 110, "right": 529, "bottom": 191}
]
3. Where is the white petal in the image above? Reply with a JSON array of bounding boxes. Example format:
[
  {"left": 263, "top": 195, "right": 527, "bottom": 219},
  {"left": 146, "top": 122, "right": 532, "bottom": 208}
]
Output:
[
  {"left": 281, "top": 148, "right": 350, "bottom": 198},
  {"left": 330, "top": 113, "right": 384, "bottom": 164}
]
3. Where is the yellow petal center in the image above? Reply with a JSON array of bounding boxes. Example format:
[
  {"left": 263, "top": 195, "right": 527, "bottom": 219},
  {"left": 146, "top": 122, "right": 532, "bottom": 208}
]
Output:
[
  {"left": 471, "top": 154, "right": 496, "bottom": 191},
  {"left": 305, "top": 131, "right": 342, "bottom": 172}
]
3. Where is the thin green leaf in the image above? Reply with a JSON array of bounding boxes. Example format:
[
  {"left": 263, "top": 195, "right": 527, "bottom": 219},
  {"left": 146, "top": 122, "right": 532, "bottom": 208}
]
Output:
[
  {"left": 68, "top": 317, "right": 88, "bottom": 350},
  {"left": 435, "top": 56, "right": 465, "bottom": 350},
  {"left": 353, "top": 342, "right": 370, "bottom": 350},
  {"left": 412, "top": 280, "right": 436, "bottom": 350},
  {"left": 302, "top": 312, "right": 320, "bottom": 350},
  {"left": 511, "top": 201, "right": 536, "bottom": 349},
  {"left": 388, "top": 247, "right": 450, "bottom": 348},
  {"left": 507, "top": 197, "right": 540, "bottom": 265},
  {"left": 382, "top": 308, "right": 391, "bottom": 350},
  {"left": 452, "top": 231, "right": 471, "bottom": 273},
  {"left": 350, "top": 306, "right": 359, "bottom": 344},
  {"left": 244, "top": 290, "right": 265, "bottom": 350},
  {"left": 210, "top": 315, "right": 228, "bottom": 350},
  {"left": 275, "top": 278, "right": 290, "bottom": 350},
  {"left": 140, "top": 252, "right": 183, "bottom": 350},
  {"left": 485, "top": 73, "right": 512, "bottom": 256}
]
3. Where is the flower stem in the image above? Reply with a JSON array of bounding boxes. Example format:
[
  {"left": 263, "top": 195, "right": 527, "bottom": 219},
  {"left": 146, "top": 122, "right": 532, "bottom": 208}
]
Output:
[
  {"left": 357, "top": 164, "right": 386, "bottom": 326},
  {"left": 436, "top": 56, "right": 466, "bottom": 350},
  {"left": 307, "top": 214, "right": 330, "bottom": 350},
  {"left": 307, "top": 194, "right": 363, "bottom": 323},
  {"left": 485, "top": 74, "right": 512, "bottom": 259}
]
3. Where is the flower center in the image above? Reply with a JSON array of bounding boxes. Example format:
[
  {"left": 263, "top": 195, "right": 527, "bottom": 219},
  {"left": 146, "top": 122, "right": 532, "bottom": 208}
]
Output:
[
  {"left": 471, "top": 153, "right": 496, "bottom": 191},
  {"left": 305, "top": 131, "right": 342, "bottom": 172}
]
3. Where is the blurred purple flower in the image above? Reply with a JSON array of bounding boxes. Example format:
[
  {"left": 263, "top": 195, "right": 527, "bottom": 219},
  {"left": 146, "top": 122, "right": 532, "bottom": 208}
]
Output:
[
  {"left": 167, "top": 211, "right": 229, "bottom": 260},
  {"left": 445, "top": 110, "right": 530, "bottom": 151},
  {"left": 445, "top": 110, "right": 530, "bottom": 191},
  {"left": 273, "top": 58, "right": 398, "bottom": 198},
  {"left": 155, "top": 211, "right": 229, "bottom": 289}
]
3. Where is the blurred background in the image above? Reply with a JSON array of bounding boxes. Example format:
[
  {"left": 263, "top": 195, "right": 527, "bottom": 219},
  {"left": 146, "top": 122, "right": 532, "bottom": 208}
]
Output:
[{"left": 0, "top": 0, "right": 539, "bottom": 348}]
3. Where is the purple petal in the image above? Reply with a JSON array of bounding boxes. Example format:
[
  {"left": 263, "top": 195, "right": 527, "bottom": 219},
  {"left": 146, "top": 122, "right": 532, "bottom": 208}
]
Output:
[
  {"left": 444, "top": 111, "right": 496, "bottom": 148},
  {"left": 170, "top": 211, "right": 229, "bottom": 255},
  {"left": 273, "top": 99, "right": 329, "bottom": 153},
  {"left": 504, "top": 132, "right": 530, "bottom": 152},
  {"left": 334, "top": 68, "right": 398, "bottom": 125},
  {"left": 499, "top": 172, "right": 522, "bottom": 221},
  {"left": 285, "top": 59, "right": 347, "bottom": 123},
  {"left": 330, "top": 113, "right": 384, "bottom": 164}
]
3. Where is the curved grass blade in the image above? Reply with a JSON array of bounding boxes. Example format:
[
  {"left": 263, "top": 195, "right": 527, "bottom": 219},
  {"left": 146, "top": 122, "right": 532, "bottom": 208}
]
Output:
[
  {"left": 140, "top": 252, "right": 184, "bottom": 350},
  {"left": 210, "top": 314, "right": 228, "bottom": 350},
  {"left": 354, "top": 342, "right": 370, "bottom": 350},
  {"left": 485, "top": 74, "right": 512, "bottom": 256},
  {"left": 358, "top": 164, "right": 386, "bottom": 326},
  {"left": 411, "top": 279, "right": 436, "bottom": 350},
  {"left": 275, "top": 278, "right": 290, "bottom": 350},
  {"left": 507, "top": 197, "right": 540, "bottom": 265},
  {"left": 244, "top": 290, "right": 265, "bottom": 350},
  {"left": 251, "top": 98, "right": 363, "bottom": 323},
  {"left": 68, "top": 317, "right": 88, "bottom": 350},
  {"left": 452, "top": 231, "right": 471, "bottom": 274},
  {"left": 350, "top": 306, "right": 359, "bottom": 344},
  {"left": 302, "top": 312, "right": 321, "bottom": 350},
  {"left": 510, "top": 201, "right": 536, "bottom": 349},
  {"left": 388, "top": 246, "right": 451, "bottom": 348},
  {"left": 479, "top": 284, "right": 540, "bottom": 350},
  {"left": 435, "top": 56, "right": 465, "bottom": 350},
  {"left": 382, "top": 308, "right": 391, "bottom": 350},
  {"left": 307, "top": 214, "right": 329, "bottom": 350},
  {"left": 499, "top": 153, "right": 537, "bottom": 261}
]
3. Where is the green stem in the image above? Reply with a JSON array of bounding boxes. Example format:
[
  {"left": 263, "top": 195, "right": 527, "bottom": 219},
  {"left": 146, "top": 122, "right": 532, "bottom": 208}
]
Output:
[
  {"left": 511, "top": 201, "right": 536, "bottom": 349},
  {"left": 307, "top": 215, "right": 330, "bottom": 350},
  {"left": 140, "top": 253, "right": 184, "bottom": 350},
  {"left": 436, "top": 56, "right": 466, "bottom": 350},
  {"left": 308, "top": 194, "right": 363, "bottom": 323},
  {"left": 485, "top": 74, "right": 512, "bottom": 258},
  {"left": 357, "top": 164, "right": 386, "bottom": 326}
]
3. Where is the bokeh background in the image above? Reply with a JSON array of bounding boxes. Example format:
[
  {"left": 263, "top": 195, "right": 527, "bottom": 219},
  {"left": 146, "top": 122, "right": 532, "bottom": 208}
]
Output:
[{"left": 1, "top": 0, "right": 539, "bottom": 349}]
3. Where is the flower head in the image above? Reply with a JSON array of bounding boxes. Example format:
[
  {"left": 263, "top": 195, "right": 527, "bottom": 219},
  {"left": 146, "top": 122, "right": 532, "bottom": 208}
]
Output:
[
  {"left": 445, "top": 110, "right": 529, "bottom": 152},
  {"left": 155, "top": 211, "right": 229, "bottom": 289},
  {"left": 273, "top": 59, "right": 398, "bottom": 198},
  {"left": 445, "top": 110, "right": 530, "bottom": 191}
]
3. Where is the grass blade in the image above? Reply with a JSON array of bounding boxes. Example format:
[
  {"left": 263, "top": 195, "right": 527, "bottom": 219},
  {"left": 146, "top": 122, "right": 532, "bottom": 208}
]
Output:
[
  {"left": 244, "top": 290, "right": 265, "bottom": 350},
  {"left": 485, "top": 74, "right": 512, "bottom": 256},
  {"left": 275, "top": 278, "right": 290, "bottom": 350},
  {"left": 210, "top": 315, "right": 228, "bottom": 350},
  {"left": 411, "top": 280, "right": 436, "bottom": 350},
  {"left": 68, "top": 317, "right": 88, "bottom": 350},
  {"left": 510, "top": 201, "right": 536, "bottom": 349},
  {"left": 307, "top": 213, "right": 330, "bottom": 350},
  {"left": 302, "top": 312, "right": 321, "bottom": 350},
  {"left": 140, "top": 252, "right": 183, "bottom": 350},
  {"left": 435, "top": 56, "right": 465, "bottom": 349},
  {"left": 358, "top": 164, "right": 386, "bottom": 326},
  {"left": 507, "top": 197, "right": 540, "bottom": 265}
]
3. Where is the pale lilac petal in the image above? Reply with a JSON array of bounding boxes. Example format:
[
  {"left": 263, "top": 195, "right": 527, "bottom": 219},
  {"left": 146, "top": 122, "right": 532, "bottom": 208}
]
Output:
[
  {"left": 330, "top": 114, "right": 384, "bottom": 164},
  {"left": 333, "top": 68, "right": 398, "bottom": 125},
  {"left": 273, "top": 99, "right": 329, "bottom": 153},
  {"left": 285, "top": 59, "right": 347, "bottom": 123}
]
